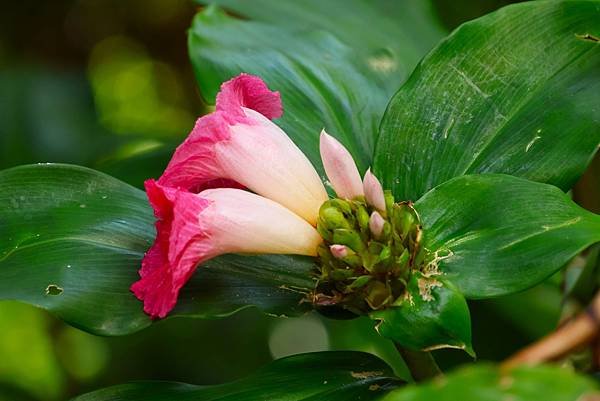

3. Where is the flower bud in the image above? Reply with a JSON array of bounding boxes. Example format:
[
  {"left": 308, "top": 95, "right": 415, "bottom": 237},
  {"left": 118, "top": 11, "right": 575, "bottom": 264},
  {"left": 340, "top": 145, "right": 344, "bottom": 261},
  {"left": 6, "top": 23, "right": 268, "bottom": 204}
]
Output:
[
  {"left": 356, "top": 204, "right": 370, "bottom": 230},
  {"left": 330, "top": 244, "right": 349, "bottom": 259},
  {"left": 320, "top": 205, "right": 350, "bottom": 230},
  {"left": 369, "top": 211, "right": 386, "bottom": 239},
  {"left": 392, "top": 202, "right": 417, "bottom": 240},
  {"left": 363, "top": 169, "right": 386, "bottom": 212},
  {"left": 319, "top": 130, "right": 364, "bottom": 200},
  {"left": 332, "top": 228, "right": 365, "bottom": 253}
]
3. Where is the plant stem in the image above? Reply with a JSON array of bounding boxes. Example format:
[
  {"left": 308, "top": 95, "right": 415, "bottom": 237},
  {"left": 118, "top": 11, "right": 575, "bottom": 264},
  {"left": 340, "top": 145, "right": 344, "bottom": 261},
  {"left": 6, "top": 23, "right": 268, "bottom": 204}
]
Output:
[
  {"left": 394, "top": 343, "right": 442, "bottom": 382},
  {"left": 502, "top": 290, "right": 600, "bottom": 371}
]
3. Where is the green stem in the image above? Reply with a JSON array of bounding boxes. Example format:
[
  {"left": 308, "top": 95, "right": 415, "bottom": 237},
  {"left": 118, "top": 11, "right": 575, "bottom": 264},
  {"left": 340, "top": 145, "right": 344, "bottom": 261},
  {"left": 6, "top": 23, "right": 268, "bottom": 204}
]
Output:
[{"left": 394, "top": 343, "right": 442, "bottom": 382}]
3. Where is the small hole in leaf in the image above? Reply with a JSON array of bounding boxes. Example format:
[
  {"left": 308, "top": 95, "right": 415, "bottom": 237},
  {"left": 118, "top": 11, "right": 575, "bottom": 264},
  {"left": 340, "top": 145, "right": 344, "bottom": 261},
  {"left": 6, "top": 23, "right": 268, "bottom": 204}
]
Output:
[{"left": 45, "top": 284, "right": 63, "bottom": 296}]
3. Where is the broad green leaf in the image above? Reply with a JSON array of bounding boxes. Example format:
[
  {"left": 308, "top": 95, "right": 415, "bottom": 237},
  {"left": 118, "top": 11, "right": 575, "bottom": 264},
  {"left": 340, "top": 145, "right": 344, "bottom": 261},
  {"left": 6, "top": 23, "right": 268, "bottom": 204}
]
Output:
[
  {"left": 0, "top": 164, "right": 314, "bottom": 336},
  {"left": 371, "top": 275, "right": 473, "bottom": 355},
  {"left": 72, "top": 351, "right": 402, "bottom": 401},
  {"left": 188, "top": 7, "right": 378, "bottom": 173},
  {"left": 375, "top": 0, "right": 600, "bottom": 201},
  {"left": 414, "top": 174, "right": 600, "bottom": 298},
  {"left": 188, "top": 3, "right": 444, "bottom": 173},
  {"left": 384, "top": 364, "right": 598, "bottom": 401},
  {"left": 198, "top": 0, "right": 444, "bottom": 89}
]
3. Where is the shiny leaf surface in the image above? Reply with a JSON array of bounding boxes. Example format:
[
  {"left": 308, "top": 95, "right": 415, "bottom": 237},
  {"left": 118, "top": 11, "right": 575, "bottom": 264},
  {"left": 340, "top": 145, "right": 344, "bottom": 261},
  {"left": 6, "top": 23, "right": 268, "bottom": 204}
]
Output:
[
  {"left": 0, "top": 164, "right": 315, "bottom": 335},
  {"left": 415, "top": 174, "right": 600, "bottom": 298},
  {"left": 72, "top": 351, "right": 402, "bottom": 401},
  {"left": 384, "top": 364, "right": 598, "bottom": 401},
  {"left": 371, "top": 276, "right": 473, "bottom": 355},
  {"left": 188, "top": 3, "right": 444, "bottom": 173},
  {"left": 375, "top": 0, "right": 600, "bottom": 201}
]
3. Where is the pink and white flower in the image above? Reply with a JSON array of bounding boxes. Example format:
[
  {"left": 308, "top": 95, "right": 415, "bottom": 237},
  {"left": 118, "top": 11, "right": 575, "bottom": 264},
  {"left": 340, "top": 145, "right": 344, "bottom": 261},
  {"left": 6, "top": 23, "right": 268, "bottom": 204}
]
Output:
[
  {"left": 158, "top": 73, "right": 327, "bottom": 225},
  {"left": 131, "top": 180, "right": 321, "bottom": 318},
  {"left": 132, "top": 73, "right": 387, "bottom": 318}
]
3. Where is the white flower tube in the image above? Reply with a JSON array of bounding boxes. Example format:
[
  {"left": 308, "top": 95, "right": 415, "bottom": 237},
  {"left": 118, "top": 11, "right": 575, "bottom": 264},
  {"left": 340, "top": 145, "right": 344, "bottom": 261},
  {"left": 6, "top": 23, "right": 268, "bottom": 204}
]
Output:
[{"left": 132, "top": 182, "right": 322, "bottom": 319}]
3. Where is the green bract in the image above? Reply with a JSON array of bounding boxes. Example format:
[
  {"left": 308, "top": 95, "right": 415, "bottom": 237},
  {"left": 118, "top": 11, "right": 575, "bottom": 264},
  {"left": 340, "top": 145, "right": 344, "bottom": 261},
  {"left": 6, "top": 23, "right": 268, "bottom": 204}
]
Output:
[{"left": 313, "top": 195, "right": 443, "bottom": 314}]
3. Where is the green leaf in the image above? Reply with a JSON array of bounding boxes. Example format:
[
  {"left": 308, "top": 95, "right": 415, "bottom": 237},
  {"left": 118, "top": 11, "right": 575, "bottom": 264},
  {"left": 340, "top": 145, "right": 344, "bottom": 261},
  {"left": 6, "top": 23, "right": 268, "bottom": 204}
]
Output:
[
  {"left": 0, "top": 164, "right": 315, "bottom": 335},
  {"left": 197, "top": 0, "right": 444, "bottom": 89},
  {"left": 188, "top": 3, "right": 444, "bottom": 173},
  {"left": 371, "top": 275, "right": 473, "bottom": 355},
  {"left": 384, "top": 364, "right": 598, "bottom": 401},
  {"left": 375, "top": 0, "right": 600, "bottom": 201},
  {"left": 414, "top": 174, "right": 600, "bottom": 298},
  {"left": 71, "top": 351, "right": 402, "bottom": 400}
]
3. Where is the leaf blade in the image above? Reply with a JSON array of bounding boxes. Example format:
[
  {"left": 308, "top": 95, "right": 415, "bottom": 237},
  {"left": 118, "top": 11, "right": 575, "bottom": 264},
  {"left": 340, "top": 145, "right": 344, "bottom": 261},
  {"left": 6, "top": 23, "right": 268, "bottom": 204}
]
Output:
[
  {"left": 375, "top": 0, "right": 600, "bottom": 201},
  {"left": 72, "top": 351, "right": 402, "bottom": 401},
  {"left": 414, "top": 174, "right": 600, "bottom": 298},
  {"left": 0, "top": 164, "right": 315, "bottom": 335},
  {"left": 384, "top": 364, "right": 598, "bottom": 401},
  {"left": 188, "top": 2, "right": 444, "bottom": 174},
  {"left": 371, "top": 276, "right": 473, "bottom": 355}
]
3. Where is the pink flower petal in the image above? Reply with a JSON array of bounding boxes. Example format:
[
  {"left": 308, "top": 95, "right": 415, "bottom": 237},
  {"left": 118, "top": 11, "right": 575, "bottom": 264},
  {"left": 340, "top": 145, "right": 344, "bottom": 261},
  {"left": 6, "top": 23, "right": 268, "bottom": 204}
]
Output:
[
  {"left": 131, "top": 182, "right": 212, "bottom": 319},
  {"left": 158, "top": 74, "right": 327, "bottom": 225},
  {"left": 369, "top": 211, "right": 385, "bottom": 238},
  {"left": 138, "top": 179, "right": 177, "bottom": 278},
  {"left": 131, "top": 184, "right": 322, "bottom": 319},
  {"left": 199, "top": 188, "right": 322, "bottom": 256},
  {"left": 216, "top": 73, "right": 282, "bottom": 120},
  {"left": 330, "top": 244, "right": 349, "bottom": 259},
  {"left": 157, "top": 112, "right": 239, "bottom": 192}
]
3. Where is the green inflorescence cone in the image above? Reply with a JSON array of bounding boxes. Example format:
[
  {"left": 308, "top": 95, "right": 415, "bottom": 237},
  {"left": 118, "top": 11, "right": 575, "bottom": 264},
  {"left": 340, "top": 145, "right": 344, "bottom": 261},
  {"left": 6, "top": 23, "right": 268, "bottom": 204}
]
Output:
[{"left": 311, "top": 192, "right": 440, "bottom": 315}]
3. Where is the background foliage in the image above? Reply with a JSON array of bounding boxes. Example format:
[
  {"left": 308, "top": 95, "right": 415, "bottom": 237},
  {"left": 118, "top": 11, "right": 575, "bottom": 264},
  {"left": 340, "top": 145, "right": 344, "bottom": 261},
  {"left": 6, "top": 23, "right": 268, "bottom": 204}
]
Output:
[{"left": 0, "top": 1, "right": 598, "bottom": 400}]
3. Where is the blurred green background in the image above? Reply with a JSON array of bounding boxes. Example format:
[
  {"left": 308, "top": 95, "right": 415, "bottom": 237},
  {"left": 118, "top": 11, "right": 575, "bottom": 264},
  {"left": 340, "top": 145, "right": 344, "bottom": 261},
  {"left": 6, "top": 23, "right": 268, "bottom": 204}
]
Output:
[{"left": 1, "top": 1, "right": 598, "bottom": 400}]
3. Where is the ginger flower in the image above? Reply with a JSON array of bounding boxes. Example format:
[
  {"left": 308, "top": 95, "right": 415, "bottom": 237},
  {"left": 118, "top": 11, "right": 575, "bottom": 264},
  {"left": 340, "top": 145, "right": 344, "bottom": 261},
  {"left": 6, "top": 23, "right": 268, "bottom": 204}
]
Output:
[{"left": 131, "top": 73, "right": 383, "bottom": 318}]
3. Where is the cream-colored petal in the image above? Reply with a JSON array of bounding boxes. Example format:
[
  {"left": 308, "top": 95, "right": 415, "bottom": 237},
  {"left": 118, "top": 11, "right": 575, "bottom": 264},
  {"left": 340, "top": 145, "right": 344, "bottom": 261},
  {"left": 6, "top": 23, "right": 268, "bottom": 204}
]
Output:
[
  {"left": 215, "top": 108, "right": 328, "bottom": 226},
  {"left": 200, "top": 188, "right": 322, "bottom": 256}
]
